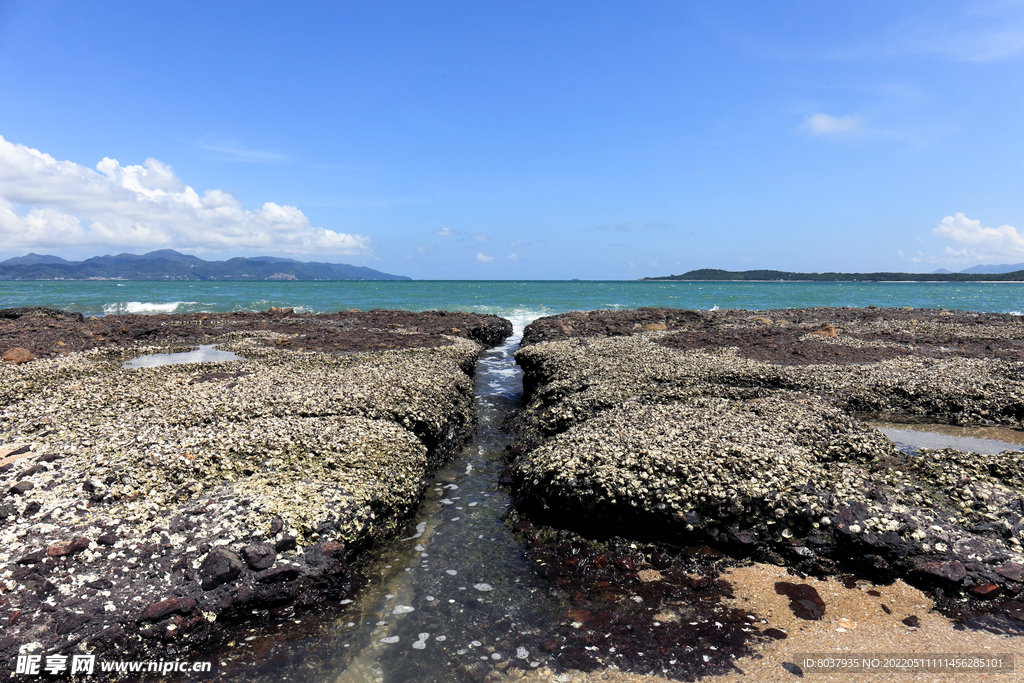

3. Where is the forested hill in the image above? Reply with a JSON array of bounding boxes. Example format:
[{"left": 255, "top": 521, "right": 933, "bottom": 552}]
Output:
[
  {"left": 0, "top": 250, "right": 410, "bottom": 281},
  {"left": 644, "top": 269, "right": 1024, "bottom": 282}
]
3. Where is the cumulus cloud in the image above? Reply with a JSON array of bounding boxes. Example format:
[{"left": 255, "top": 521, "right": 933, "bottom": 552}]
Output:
[
  {"left": 933, "top": 212, "right": 1024, "bottom": 260},
  {"left": 0, "top": 135, "right": 369, "bottom": 255},
  {"left": 433, "top": 227, "right": 456, "bottom": 236},
  {"left": 476, "top": 252, "right": 493, "bottom": 262},
  {"left": 472, "top": 232, "right": 489, "bottom": 243},
  {"left": 508, "top": 253, "right": 518, "bottom": 261},
  {"left": 799, "top": 113, "right": 864, "bottom": 136}
]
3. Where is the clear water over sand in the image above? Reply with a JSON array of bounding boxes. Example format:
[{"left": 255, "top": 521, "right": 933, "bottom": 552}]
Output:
[
  {"left": 122, "top": 344, "right": 241, "bottom": 368},
  {"left": 872, "top": 421, "right": 1024, "bottom": 455}
]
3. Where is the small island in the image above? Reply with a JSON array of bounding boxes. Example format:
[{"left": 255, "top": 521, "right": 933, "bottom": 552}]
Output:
[{"left": 644, "top": 268, "right": 1024, "bottom": 282}]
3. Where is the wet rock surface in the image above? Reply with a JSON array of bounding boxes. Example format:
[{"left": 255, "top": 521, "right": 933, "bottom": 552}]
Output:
[
  {"left": 508, "top": 306, "right": 1024, "bottom": 631},
  {"left": 521, "top": 305, "right": 1024, "bottom": 365},
  {"left": 0, "top": 307, "right": 510, "bottom": 675},
  {"left": 506, "top": 518, "right": 769, "bottom": 680},
  {"left": 1, "top": 306, "right": 511, "bottom": 361}
]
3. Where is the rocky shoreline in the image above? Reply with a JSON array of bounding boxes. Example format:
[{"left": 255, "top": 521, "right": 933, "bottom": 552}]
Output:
[
  {"left": 507, "top": 307, "right": 1024, "bottom": 630},
  {"left": 0, "top": 307, "right": 511, "bottom": 676}
]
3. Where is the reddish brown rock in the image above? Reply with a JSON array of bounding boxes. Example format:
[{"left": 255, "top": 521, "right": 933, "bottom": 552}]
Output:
[
  {"left": 995, "top": 562, "right": 1024, "bottom": 583},
  {"left": 613, "top": 557, "right": 635, "bottom": 572},
  {"left": 3, "top": 347, "right": 34, "bottom": 364},
  {"left": 912, "top": 560, "right": 967, "bottom": 584},
  {"left": 47, "top": 537, "right": 91, "bottom": 557},
  {"left": 970, "top": 583, "right": 1002, "bottom": 600},
  {"left": 138, "top": 597, "right": 197, "bottom": 623}
]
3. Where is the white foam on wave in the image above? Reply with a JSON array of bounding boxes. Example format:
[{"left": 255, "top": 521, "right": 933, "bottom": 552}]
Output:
[
  {"left": 468, "top": 306, "right": 557, "bottom": 340},
  {"left": 103, "top": 301, "right": 197, "bottom": 315}
]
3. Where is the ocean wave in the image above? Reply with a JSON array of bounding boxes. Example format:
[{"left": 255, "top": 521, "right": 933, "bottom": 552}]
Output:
[
  {"left": 466, "top": 306, "right": 557, "bottom": 337},
  {"left": 102, "top": 301, "right": 198, "bottom": 315}
]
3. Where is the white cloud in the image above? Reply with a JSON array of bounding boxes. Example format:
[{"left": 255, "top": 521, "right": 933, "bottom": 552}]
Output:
[
  {"left": 476, "top": 252, "right": 493, "bottom": 262},
  {"left": 196, "top": 138, "right": 288, "bottom": 163},
  {"left": 472, "top": 232, "right": 489, "bottom": 243},
  {"left": 892, "top": 16, "right": 1024, "bottom": 63},
  {"left": 933, "top": 212, "right": 1024, "bottom": 261},
  {"left": 433, "top": 227, "right": 456, "bottom": 236},
  {"left": 508, "top": 253, "right": 518, "bottom": 260},
  {"left": 0, "top": 135, "right": 369, "bottom": 255},
  {"left": 799, "top": 113, "right": 864, "bottom": 136}
]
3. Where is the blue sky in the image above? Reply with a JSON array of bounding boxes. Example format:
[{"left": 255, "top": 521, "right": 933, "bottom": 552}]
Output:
[{"left": 1, "top": 1, "right": 1023, "bottom": 279}]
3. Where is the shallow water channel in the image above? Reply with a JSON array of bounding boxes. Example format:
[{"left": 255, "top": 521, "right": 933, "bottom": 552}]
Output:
[
  {"left": 202, "top": 329, "right": 561, "bottom": 682},
  {"left": 323, "top": 331, "right": 557, "bottom": 682}
]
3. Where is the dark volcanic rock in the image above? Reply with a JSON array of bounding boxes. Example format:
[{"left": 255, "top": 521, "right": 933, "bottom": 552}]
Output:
[
  {"left": 509, "top": 306, "right": 1024, "bottom": 601},
  {"left": 199, "top": 548, "right": 245, "bottom": 590},
  {"left": 254, "top": 565, "right": 302, "bottom": 584},
  {"left": 0, "top": 306, "right": 511, "bottom": 669},
  {"left": 138, "top": 597, "right": 197, "bottom": 622},
  {"left": 9, "top": 481, "right": 33, "bottom": 495},
  {"left": 241, "top": 543, "right": 277, "bottom": 570},
  {"left": 774, "top": 582, "right": 826, "bottom": 620},
  {"left": 0, "top": 306, "right": 512, "bottom": 361},
  {"left": 912, "top": 560, "right": 967, "bottom": 585}
]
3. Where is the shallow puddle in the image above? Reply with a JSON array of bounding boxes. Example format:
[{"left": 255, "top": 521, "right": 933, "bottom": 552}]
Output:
[
  {"left": 870, "top": 421, "right": 1024, "bottom": 455},
  {"left": 122, "top": 344, "right": 242, "bottom": 368}
]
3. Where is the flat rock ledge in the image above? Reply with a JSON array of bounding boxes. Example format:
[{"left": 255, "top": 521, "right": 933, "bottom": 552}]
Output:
[
  {"left": 0, "top": 308, "right": 510, "bottom": 673},
  {"left": 508, "top": 307, "right": 1024, "bottom": 607}
]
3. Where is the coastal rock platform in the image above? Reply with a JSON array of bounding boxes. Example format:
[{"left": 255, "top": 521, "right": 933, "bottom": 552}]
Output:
[
  {"left": 0, "top": 307, "right": 511, "bottom": 673},
  {"left": 508, "top": 307, "right": 1024, "bottom": 624}
]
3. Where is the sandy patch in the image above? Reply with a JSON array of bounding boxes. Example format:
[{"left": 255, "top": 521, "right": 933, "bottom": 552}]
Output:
[
  {"left": 503, "top": 562, "right": 1023, "bottom": 683},
  {"left": 0, "top": 443, "right": 32, "bottom": 466}
]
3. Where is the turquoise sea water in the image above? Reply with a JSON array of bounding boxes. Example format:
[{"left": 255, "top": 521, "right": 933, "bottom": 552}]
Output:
[{"left": 1, "top": 280, "right": 1022, "bottom": 331}]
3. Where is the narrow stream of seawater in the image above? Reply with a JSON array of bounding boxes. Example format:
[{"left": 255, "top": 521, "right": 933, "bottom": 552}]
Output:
[{"left": 321, "top": 327, "right": 556, "bottom": 682}]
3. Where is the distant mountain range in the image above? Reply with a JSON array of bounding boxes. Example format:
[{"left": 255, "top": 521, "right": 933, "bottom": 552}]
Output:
[
  {"left": 0, "top": 250, "right": 410, "bottom": 281},
  {"left": 645, "top": 268, "right": 1024, "bottom": 282},
  {"left": 935, "top": 263, "right": 1024, "bottom": 275}
]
